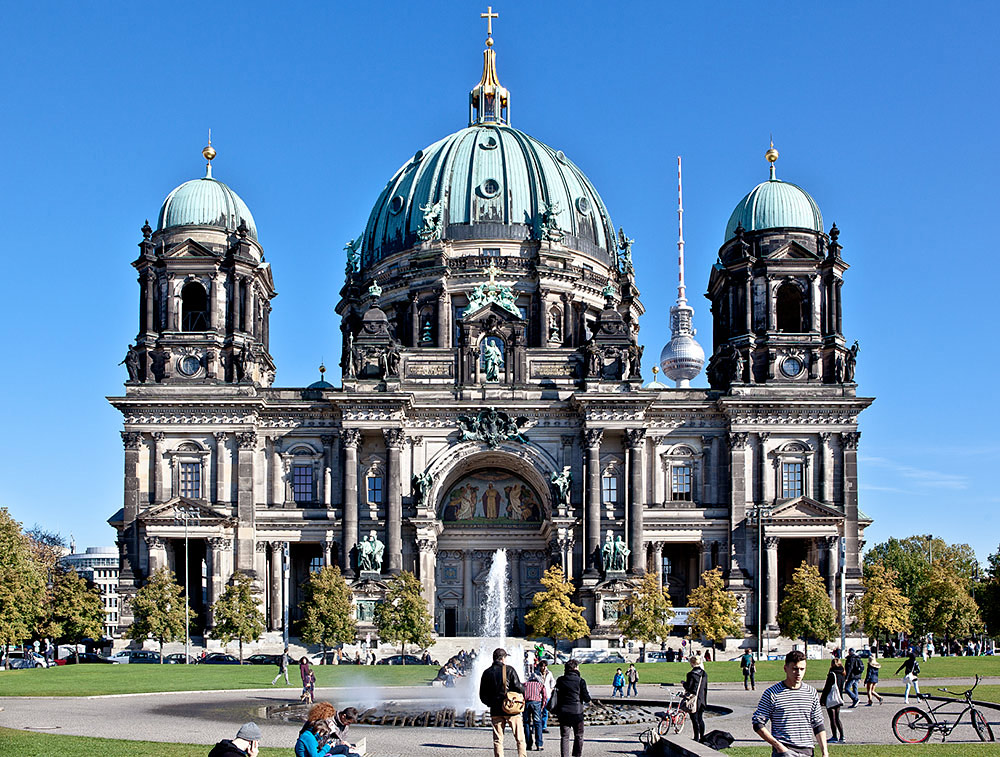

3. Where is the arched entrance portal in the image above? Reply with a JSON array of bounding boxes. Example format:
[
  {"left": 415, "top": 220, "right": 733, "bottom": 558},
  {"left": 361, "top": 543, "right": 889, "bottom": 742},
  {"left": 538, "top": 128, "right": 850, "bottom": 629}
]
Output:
[{"left": 426, "top": 447, "right": 555, "bottom": 637}]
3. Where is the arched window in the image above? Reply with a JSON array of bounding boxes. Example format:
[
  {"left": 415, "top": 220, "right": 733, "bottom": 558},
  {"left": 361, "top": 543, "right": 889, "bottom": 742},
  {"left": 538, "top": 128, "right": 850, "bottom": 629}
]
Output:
[
  {"left": 181, "top": 282, "right": 209, "bottom": 332},
  {"left": 776, "top": 282, "right": 804, "bottom": 332}
]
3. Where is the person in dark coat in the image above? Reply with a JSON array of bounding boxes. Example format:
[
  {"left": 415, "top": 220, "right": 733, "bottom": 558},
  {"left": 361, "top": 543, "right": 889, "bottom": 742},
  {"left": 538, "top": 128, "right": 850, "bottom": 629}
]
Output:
[
  {"left": 479, "top": 647, "right": 526, "bottom": 757},
  {"left": 208, "top": 722, "right": 261, "bottom": 757},
  {"left": 553, "top": 658, "right": 591, "bottom": 757},
  {"left": 821, "top": 657, "right": 846, "bottom": 743},
  {"left": 684, "top": 654, "right": 708, "bottom": 743}
]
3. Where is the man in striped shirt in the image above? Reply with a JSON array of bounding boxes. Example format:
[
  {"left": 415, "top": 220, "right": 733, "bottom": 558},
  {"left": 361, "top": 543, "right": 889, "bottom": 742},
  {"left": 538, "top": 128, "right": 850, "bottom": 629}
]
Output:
[
  {"left": 523, "top": 669, "right": 547, "bottom": 751},
  {"left": 752, "top": 650, "right": 828, "bottom": 757}
]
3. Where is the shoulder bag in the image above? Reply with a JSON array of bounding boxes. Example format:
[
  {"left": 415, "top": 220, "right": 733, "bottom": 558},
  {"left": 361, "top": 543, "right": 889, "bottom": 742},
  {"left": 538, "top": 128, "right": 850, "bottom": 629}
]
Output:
[
  {"left": 501, "top": 662, "right": 525, "bottom": 716},
  {"left": 823, "top": 676, "right": 844, "bottom": 708},
  {"left": 681, "top": 671, "right": 703, "bottom": 713}
]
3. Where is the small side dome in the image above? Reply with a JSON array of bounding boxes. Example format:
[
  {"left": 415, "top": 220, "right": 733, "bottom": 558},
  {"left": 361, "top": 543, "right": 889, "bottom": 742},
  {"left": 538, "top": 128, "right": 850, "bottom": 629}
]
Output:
[
  {"left": 157, "top": 177, "right": 258, "bottom": 240},
  {"left": 724, "top": 148, "right": 822, "bottom": 242}
]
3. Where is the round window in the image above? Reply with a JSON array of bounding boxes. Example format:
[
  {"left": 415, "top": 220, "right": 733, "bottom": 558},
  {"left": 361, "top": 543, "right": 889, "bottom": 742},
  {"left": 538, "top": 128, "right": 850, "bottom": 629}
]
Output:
[
  {"left": 389, "top": 196, "right": 404, "bottom": 214},
  {"left": 576, "top": 197, "right": 591, "bottom": 214},
  {"left": 479, "top": 135, "right": 499, "bottom": 150},
  {"left": 780, "top": 356, "right": 804, "bottom": 378},
  {"left": 555, "top": 150, "right": 568, "bottom": 164},
  {"left": 480, "top": 178, "right": 501, "bottom": 198},
  {"left": 178, "top": 355, "right": 201, "bottom": 376}
]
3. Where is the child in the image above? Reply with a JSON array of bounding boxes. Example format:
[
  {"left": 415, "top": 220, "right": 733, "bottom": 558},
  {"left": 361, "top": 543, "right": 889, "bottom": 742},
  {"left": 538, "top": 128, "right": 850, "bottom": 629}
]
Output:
[{"left": 612, "top": 667, "right": 625, "bottom": 697}]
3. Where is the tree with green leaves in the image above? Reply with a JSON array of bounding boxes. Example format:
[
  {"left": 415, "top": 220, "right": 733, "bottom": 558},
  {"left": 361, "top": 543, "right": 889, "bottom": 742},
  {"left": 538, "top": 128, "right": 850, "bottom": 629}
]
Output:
[
  {"left": 855, "top": 563, "right": 911, "bottom": 643},
  {"left": 617, "top": 571, "right": 675, "bottom": 657},
  {"left": 525, "top": 565, "right": 590, "bottom": 657},
  {"left": 300, "top": 565, "right": 357, "bottom": 663},
  {"left": 686, "top": 567, "right": 742, "bottom": 648},
  {"left": 127, "top": 567, "right": 193, "bottom": 663},
  {"left": 865, "top": 536, "right": 977, "bottom": 605},
  {"left": 975, "top": 543, "right": 1000, "bottom": 636},
  {"left": 0, "top": 509, "right": 45, "bottom": 660},
  {"left": 914, "top": 563, "right": 982, "bottom": 644},
  {"left": 373, "top": 571, "right": 432, "bottom": 661},
  {"left": 42, "top": 567, "right": 104, "bottom": 663},
  {"left": 778, "top": 561, "right": 837, "bottom": 644},
  {"left": 211, "top": 571, "right": 266, "bottom": 663}
]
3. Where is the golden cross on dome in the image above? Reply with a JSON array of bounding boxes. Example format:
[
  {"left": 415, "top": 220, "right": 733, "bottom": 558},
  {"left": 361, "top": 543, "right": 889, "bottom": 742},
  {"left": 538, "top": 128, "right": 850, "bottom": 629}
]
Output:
[
  {"left": 481, "top": 6, "right": 499, "bottom": 42},
  {"left": 484, "top": 259, "right": 502, "bottom": 285}
]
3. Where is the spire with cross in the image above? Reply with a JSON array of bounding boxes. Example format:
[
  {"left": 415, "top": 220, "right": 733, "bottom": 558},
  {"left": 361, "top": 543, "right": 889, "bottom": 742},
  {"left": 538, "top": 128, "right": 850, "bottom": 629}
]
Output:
[{"left": 470, "top": 6, "right": 510, "bottom": 126}]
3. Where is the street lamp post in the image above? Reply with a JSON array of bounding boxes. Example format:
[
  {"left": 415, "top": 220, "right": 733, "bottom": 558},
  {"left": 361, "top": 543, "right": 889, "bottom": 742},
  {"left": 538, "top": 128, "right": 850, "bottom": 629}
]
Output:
[{"left": 184, "top": 513, "right": 189, "bottom": 664}]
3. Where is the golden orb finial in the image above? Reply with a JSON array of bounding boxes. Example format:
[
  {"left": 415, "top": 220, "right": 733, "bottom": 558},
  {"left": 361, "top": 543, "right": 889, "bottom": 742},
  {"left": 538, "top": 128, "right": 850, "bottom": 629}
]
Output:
[
  {"left": 765, "top": 138, "right": 779, "bottom": 180},
  {"left": 202, "top": 129, "right": 216, "bottom": 177},
  {"left": 319, "top": 362, "right": 326, "bottom": 378}
]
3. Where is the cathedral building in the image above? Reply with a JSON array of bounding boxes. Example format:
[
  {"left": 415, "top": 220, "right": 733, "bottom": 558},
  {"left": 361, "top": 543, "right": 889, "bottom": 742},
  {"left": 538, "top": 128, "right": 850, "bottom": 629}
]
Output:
[{"left": 109, "top": 23, "right": 872, "bottom": 644}]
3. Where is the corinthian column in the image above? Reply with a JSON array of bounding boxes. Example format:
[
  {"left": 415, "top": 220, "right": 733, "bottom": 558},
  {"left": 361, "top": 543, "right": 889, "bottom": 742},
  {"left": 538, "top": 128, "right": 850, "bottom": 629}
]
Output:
[
  {"left": 625, "top": 428, "right": 646, "bottom": 574},
  {"left": 341, "top": 429, "right": 361, "bottom": 577},
  {"left": 384, "top": 428, "right": 405, "bottom": 574},
  {"left": 584, "top": 428, "right": 603, "bottom": 576}
]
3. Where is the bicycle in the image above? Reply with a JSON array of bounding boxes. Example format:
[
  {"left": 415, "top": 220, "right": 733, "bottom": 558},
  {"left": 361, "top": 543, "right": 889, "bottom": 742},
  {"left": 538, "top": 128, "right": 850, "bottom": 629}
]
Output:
[
  {"left": 891, "top": 674, "right": 995, "bottom": 743},
  {"left": 638, "top": 691, "right": 688, "bottom": 750}
]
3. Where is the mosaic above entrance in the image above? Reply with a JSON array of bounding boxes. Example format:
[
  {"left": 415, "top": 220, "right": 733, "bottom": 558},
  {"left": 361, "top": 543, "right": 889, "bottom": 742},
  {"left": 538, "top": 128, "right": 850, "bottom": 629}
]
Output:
[{"left": 441, "top": 469, "right": 543, "bottom": 524}]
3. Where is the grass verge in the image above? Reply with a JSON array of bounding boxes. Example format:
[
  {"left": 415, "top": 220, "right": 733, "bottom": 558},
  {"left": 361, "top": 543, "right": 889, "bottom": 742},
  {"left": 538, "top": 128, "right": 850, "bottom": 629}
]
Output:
[
  {"left": 724, "top": 747, "right": 1000, "bottom": 756},
  {"left": 2, "top": 656, "right": 998, "bottom": 697},
  {"left": 0, "top": 726, "right": 287, "bottom": 757}
]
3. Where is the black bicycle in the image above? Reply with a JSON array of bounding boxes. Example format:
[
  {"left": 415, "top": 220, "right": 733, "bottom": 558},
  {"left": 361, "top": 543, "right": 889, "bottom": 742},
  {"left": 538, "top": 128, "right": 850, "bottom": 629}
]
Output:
[{"left": 891, "top": 674, "right": 995, "bottom": 743}]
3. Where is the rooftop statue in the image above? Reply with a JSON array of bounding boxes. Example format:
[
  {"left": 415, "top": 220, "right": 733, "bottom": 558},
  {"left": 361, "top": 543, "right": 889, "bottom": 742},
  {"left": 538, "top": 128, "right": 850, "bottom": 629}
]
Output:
[
  {"left": 540, "top": 201, "right": 564, "bottom": 242},
  {"left": 344, "top": 237, "right": 361, "bottom": 274},
  {"left": 617, "top": 227, "right": 635, "bottom": 275},
  {"left": 417, "top": 200, "right": 443, "bottom": 241}
]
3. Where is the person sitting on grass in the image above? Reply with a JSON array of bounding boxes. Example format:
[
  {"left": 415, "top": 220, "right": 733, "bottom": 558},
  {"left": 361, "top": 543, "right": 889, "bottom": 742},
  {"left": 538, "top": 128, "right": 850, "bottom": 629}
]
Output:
[{"left": 209, "top": 721, "right": 261, "bottom": 757}]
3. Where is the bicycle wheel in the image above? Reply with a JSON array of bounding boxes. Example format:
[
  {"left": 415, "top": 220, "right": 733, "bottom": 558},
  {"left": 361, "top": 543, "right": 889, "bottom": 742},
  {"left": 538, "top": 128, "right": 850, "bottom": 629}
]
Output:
[
  {"left": 971, "top": 709, "right": 994, "bottom": 742},
  {"left": 672, "top": 711, "right": 687, "bottom": 736},
  {"left": 892, "top": 707, "right": 933, "bottom": 744},
  {"left": 656, "top": 718, "right": 670, "bottom": 736}
]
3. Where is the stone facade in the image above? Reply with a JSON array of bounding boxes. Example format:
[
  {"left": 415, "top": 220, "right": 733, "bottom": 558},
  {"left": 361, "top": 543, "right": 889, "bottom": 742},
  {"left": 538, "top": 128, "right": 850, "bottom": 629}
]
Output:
[{"left": 109, "top": 45, "right": 872, "bottom": 644}]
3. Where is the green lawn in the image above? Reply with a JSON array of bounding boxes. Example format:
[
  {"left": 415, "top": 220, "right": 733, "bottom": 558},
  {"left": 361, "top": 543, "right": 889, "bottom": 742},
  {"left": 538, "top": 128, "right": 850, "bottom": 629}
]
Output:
[
  {"left": 725, "top": 747, "right": 1000, "bottom": 756},
  {"left": 2, "top": 655, "right": 998, "bottom": 698},
  {"left": 881, "top": 684, "right": 1000, "bottom": 704},
  {"left": 0, "top": 727, "right": 287, "bottom": 757},
  {"left": 3, "top": 727, "right": 1000, "bottom": 757}
]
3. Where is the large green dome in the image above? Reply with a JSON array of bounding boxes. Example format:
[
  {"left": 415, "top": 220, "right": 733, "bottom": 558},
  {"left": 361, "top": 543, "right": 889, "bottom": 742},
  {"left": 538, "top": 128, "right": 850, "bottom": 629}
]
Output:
[
  {"left": 361, "top": 124, "right": 616, "bottom": 266},
  {"left": 157, "top": 176, "right": 257, "bottom": 241},
  {"left": 724, "top": 177, "right": 823, "bottom": 242}
]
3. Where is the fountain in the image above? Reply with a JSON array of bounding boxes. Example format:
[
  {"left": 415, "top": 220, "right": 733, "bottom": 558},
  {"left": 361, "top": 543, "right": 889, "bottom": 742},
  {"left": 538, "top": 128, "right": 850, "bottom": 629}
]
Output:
[{"left": 258, "top": 549, "right": 687, "bottom": 729}]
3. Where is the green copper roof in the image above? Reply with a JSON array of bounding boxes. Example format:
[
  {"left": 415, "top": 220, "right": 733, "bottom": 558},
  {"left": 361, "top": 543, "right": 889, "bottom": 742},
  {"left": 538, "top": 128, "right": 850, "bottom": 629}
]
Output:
[
  {"left": 724, "top": 178, "right": 823, "bottom": 242},
  {"left": 361, "top": 124, "right": 616, "bottom": 265},
  {"left": 157, "top": 177, "right": 257, "bottom": 241}
]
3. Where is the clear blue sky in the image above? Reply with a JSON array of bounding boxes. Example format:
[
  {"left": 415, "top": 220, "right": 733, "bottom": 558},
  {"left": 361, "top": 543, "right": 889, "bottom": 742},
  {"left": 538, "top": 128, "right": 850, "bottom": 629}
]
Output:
[{"left": 1, "top": 1, "right": 996, "bottom": 560}]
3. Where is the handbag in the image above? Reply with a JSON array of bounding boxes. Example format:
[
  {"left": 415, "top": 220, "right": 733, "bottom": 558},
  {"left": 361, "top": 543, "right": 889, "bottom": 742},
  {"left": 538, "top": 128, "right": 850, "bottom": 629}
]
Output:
[
  {"left": 501, "top": 662, "right": 525, "bottom": 716},
  {"left": 681, "top": 670, "right": 704, "bottom": 713},
  {"left": 545, "top": 686, "right": 559, "bottom": 713},
  {"left": 823, "top": 677, "right": 844, "bottom": 708}
]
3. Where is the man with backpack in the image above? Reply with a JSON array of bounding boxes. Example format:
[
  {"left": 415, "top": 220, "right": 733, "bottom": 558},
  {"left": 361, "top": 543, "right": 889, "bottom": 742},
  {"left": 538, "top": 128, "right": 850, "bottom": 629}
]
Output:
[{"left": 843, "top": 649, "right": 864, "bottom": 707}]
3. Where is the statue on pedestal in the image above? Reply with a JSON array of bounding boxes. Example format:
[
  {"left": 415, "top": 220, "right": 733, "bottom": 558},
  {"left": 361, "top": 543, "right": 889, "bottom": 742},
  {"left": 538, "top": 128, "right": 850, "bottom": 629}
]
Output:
[{"left": 358, "top": 530, "right": 385, "bottom": 572}]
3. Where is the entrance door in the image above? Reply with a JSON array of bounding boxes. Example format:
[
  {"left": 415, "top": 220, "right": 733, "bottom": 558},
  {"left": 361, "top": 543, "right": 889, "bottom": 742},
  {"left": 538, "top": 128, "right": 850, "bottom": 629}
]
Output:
[{"left": 445, "top": 607, "right": 457, "bottom": 636}]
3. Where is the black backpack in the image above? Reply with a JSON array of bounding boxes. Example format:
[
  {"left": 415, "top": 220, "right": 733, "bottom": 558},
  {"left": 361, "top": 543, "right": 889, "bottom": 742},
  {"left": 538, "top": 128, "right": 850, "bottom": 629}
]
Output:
[{"left": 702, "top": 730, "right": 736, "bottom": 750}]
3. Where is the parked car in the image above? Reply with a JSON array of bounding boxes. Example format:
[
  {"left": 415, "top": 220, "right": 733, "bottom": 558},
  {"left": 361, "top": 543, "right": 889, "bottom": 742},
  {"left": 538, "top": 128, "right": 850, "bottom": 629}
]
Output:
[
  {"left": 108, "top": 650, "right": 162, "bottom": 664},
  {"left": 377, "top": 654, "right": 435, "bottom": 666},
  {"left": 1, "top": 650, "right": 51, "bottom": 669},
  {"left": 198, "top": 652, "right": 243, "bottom": 665},
  {"left": 310, "top": 650, "right": 360, "bottom": 665},
  {"left": 63, "top": 652, "right": 114, "bottom": 664},
  {"left": 165, "top": 653, "right": 198, "bottom": 665},
  {"left": 245, "top": 653, "right": 284, "bottom": 666}
]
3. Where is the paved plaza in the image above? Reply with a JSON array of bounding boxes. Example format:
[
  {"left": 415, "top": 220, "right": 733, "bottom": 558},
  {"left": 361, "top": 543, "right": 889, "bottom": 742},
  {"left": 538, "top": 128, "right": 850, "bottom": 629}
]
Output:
[{"left": 2, "top": 679, "right": 999, "bottom": 754}]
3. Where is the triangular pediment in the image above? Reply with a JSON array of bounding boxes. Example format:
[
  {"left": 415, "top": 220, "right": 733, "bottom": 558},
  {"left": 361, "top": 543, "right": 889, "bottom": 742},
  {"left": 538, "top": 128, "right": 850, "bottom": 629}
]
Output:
[
  {"left": 138, "top": 497, "right": 233, "bottom": 524},
  {"left": 463, "top": 300, "right": 522, "bottom": 322},
  {"left": 767, "top": 240, "right": 819, "bottom": 261},
  {"left": 770, "top": 496, "right": 844, "bottom": 520},
  {"left": 163, "top": 238, "right": 219, "bottom": 259}
]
